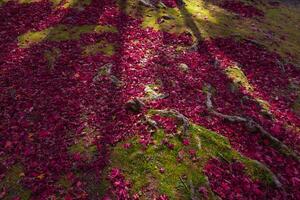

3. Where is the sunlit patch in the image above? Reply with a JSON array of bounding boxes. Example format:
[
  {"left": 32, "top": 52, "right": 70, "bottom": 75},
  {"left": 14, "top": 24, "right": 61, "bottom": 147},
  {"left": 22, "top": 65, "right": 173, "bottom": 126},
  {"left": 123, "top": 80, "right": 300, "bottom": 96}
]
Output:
[
  {"left": 60, "top": 0, "right": 91, "bottom": 9},
  {"left": 18, "top": 25, "right": 118, "bottom": 48},
  {"left": 2, "top": 0, "right": 300, "bottom": 198},
  {"left": 119, "top": 0, "right": 220, "bottom": 40},
  {"left": 1, "top": 0, "right": 61, "bottom": 6},
  {"left": 225, "top": 65, "right": 254, "bottom": 92},
  {"left": 18, "top": 29, "right": 50, "bottom": 48},
  {"left": 119, "top": 0, "right": 300, "bottom": 64},
  {"left": 2, "top": 0, "right": 91, "bottom": 8},
  {"left": 225, "top": 64, "right": 273, "bottom": 116}
]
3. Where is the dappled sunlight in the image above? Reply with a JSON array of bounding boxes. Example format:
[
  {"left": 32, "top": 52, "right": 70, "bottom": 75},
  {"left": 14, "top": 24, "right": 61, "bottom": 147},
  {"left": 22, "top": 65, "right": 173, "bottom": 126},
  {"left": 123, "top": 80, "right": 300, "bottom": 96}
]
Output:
[
  {"left": 120, "top": 0, "right": 220, "bottom": 39},
  {"left": 1, "top": 0, "right": 92, "bottom": 8},
  {"left": 1, "top": 0, "right": 300, "bottom": 199},
  {"left": 18, "top": 24, "right": 118, "bottom": 48}
]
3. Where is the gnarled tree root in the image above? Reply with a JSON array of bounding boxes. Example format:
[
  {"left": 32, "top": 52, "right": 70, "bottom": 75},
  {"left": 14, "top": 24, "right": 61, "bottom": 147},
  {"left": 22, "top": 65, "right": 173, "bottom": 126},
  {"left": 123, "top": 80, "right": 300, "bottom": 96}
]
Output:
[
  {"left": 204, "top": 84, "right": 300, "bottom": 163},
  {"left": 146, "top": 109, "right": 190, "bottom": 135}
]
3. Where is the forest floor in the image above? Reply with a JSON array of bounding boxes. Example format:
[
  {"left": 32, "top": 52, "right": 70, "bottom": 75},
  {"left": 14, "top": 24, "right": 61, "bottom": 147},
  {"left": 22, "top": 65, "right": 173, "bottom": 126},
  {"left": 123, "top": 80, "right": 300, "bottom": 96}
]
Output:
[{"left": 0, "top": 0, "right": 300, "bottom": 199}]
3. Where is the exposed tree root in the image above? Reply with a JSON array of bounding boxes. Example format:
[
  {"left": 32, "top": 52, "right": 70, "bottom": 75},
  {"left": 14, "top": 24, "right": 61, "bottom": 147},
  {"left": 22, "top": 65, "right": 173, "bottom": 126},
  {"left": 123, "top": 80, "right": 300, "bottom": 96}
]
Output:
[
  {"left": 139, "top": 0, "right": 155, "bottom": 7},
  {"left": 147, "top": 109, "right": 190, "bottom": 135},
  {"left": 144, "top": 114, "right": 159, "bottom": 130},
  {"left": 204, "top": 84, "right": 300, "bottom": 163},
  {"left": 125, "top": 98, "right": 145, "bottom": 113}
]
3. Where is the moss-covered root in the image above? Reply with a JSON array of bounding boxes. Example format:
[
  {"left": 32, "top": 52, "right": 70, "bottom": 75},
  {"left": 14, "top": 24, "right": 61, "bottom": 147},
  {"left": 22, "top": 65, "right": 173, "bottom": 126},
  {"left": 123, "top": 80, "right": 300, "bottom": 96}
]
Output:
[{"left": 108, "top": 109, "right": 281, "bottom": 199}]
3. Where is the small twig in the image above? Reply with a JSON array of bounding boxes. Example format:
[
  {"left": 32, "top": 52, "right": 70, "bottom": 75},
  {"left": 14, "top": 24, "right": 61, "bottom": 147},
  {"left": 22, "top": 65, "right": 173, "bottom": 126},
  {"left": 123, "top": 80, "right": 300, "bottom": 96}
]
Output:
[{"left": 179, "top": 176, "right": 190, "bottom": 194}]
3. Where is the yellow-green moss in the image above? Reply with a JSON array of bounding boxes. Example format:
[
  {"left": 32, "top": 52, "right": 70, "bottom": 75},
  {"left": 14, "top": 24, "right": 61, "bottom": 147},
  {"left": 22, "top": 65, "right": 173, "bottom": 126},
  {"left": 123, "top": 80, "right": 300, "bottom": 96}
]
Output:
[
  {"left": 256, "top": 98, "right": 272, "bottom": 117},
  {"left": 225, "top": 65, "right": 272, "bottom": 116},
  {"left": 119, "top": 0, "right": 226, "bottom": 42},
  {"left": 1, "top": 0, "right": 91, "bottom": 8},
  {"left": 18, "top": 29, "right": 50, "bottom": 48},
  {"left": 225, "top": 65, "right": 254, "bottom": 92},
  {"left": 0, "top": 164, "right": 31, "bottom": 200},
  {"left": 120, "top": 0, "right": 300, "bottom": 64},
  {"left": 61, "top": 0, "right": 91, "bottom": 8},
  {"left": 109, "top": 110, "right": 280, "bottom": 199},
  {"left": 18, "top": 25, "right": 117, "bottom": 48},
  {"left": 110, "top": 129, "right": 215, "bottom": 199}
]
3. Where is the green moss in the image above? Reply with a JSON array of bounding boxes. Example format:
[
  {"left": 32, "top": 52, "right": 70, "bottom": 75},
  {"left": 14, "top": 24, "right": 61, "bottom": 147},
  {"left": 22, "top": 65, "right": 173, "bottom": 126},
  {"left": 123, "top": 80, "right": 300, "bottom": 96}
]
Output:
[
  {"left": 110, "top": 129, "right": 210, "bottom": 199},
  {"left": 109, "top": 110, "right": 280, "bottom": 198},
  {"left": 256, "top": 98, "right": 272, "bottom": 117},
  {"left": 0, "top": 164, "right": 31, "bottom": 200},
  {"left": 48, "top": 25, "right": 94, "bottom": 40},
  {"left": 3, "top": 0, "right": 91, "bottom": 8},
  {"left": 94, "top": 25, "right": 118, "bottom": 33},
  {"left": 121, "top": 0, "right": 300, "bottom": 64},
  {"left": 18, "top": 29, "right": 50, "bottom": 48},
  {"left": 225, "top": 65, "right": 254, "bottom": 92},
  {"left": 83, "top": 40, "right": 115, "bottom": 56},
  {"left": 18, "top": 25, "right": 117, "bottom": 48},
  {"left": 225, "top": 65, "right": 273, "bottom": 116},
  {"left": 61, "top": 0, "right": 91, "bottom": 8},
  {"left": 259, "top": 6, "right": 300, "bottom": 63}
]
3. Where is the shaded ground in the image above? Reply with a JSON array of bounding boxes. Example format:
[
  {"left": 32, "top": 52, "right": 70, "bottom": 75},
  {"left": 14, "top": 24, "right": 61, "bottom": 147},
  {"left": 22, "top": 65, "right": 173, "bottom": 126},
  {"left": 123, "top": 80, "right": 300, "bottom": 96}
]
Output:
[{"left": 0, "top": 0, "right": 300, "bottom": 199}]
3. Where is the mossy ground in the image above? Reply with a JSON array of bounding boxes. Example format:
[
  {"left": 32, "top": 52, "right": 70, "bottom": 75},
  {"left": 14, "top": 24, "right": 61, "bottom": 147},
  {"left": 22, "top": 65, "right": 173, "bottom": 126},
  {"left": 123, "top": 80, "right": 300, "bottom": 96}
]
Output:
[{"left": 108, "top": 110, "right": 279, "bottom": 199}]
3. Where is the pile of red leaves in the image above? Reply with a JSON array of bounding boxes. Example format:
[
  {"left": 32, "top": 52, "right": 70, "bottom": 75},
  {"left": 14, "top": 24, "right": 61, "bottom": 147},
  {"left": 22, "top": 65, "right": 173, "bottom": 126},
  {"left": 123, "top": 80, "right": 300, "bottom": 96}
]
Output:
[{"left": 204, "top": 159, "right": 284, "bottom": 199}]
